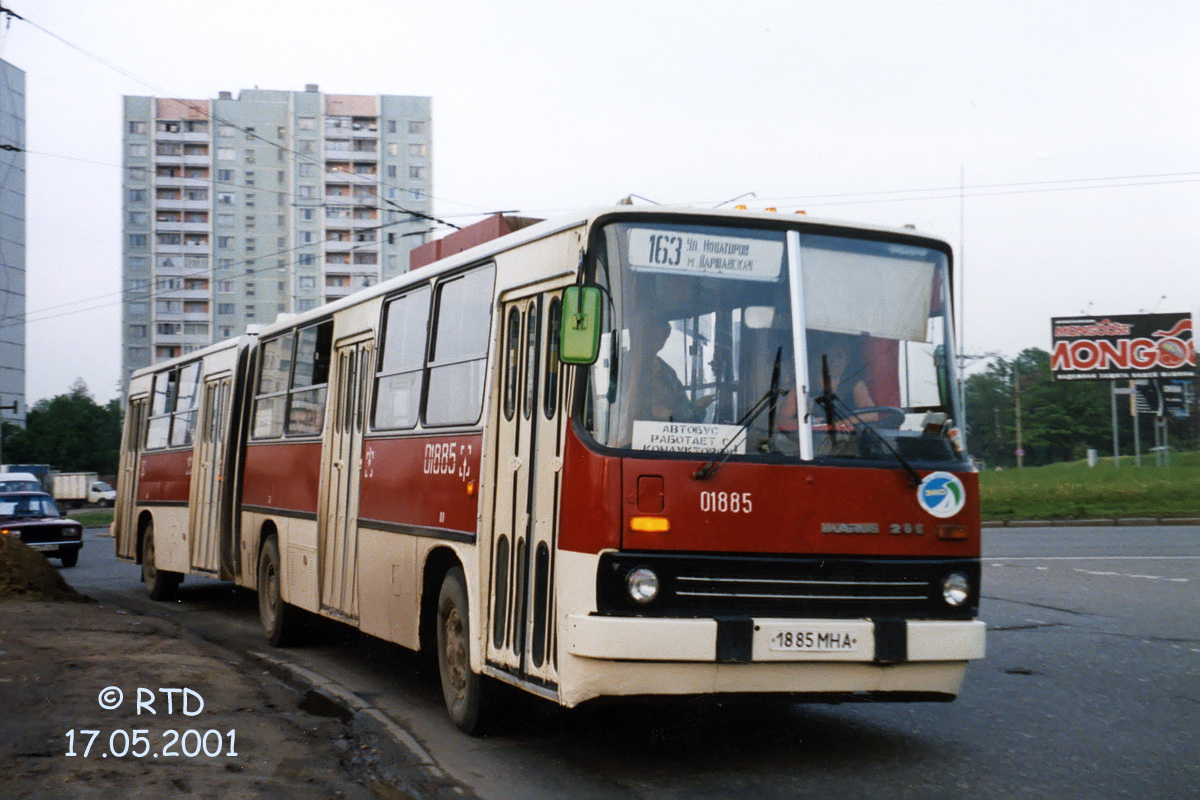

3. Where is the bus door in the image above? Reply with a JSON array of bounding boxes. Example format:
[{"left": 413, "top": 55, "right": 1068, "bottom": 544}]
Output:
[
  {"left": 188, "top": 375, "right": 230, "bottom": 575},
  {"left": 319, "top": 335, "right": 373, "bottom": 620},
  {"left": 115, "top": 395, "right": 149, "bottom": 560},
  {"left": 487, "top": 290, "right": 567, "bottom": 688}
]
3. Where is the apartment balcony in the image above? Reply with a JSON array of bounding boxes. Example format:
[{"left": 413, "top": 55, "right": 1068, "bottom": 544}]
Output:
[
  {"left": 156, "top": 289, "right": 211, "bottom": 301},
  {"left": 155, "top": 221, "right": 210, "bottom": 234},
  {"left": 154, "top": 197, "right": 210, "bottom": 212},
  {"left": 153, "top": 152, "right": 211, "bottom": 165},
  {"left": 330, "top": 259, "right": 379, "bottom": 275},
  {"left": 155, "top": 128, "right": 210, "bottom": 141},
  {"left": 153, "top": 242, "right": 210, "bottom": 255}
]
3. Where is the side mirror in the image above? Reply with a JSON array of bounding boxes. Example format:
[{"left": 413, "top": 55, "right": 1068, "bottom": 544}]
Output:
[{"left": 559, "top": 286, "right": 603, "bottom": 365}]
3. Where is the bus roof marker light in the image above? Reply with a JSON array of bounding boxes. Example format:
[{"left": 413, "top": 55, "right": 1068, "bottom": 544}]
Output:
[{"left": 629, "top": 516, "right": 670, "bottom": 533}]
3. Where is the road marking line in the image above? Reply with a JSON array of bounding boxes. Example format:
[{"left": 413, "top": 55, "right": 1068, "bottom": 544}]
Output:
[{"left": 1072, "top": 568, "right": 1188, "bottom": 583}]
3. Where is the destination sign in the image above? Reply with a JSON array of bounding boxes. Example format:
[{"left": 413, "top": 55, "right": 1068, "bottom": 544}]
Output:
[{"left": 627, "top": 228, "right": 783, "bottom": 282}]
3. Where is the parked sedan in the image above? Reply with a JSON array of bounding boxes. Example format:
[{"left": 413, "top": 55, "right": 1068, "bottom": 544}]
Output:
[{"left": 0, "top": 492, "right": 83, "bottom": 567}]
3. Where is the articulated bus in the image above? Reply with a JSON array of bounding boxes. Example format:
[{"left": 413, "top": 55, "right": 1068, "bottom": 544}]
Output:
[{"left": 114, "top": 206, "right": 985, "bottom": 733}]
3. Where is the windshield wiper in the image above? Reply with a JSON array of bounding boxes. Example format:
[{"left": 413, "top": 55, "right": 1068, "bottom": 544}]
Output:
[
  {"left": 812, "top": 354, "right": 840, "bottom": 437},
  {"left": 694, "top": 348, "right": 785, "bottom": 480},
  {"left": 811, "top": 385, "right": 922, "bottom": 487}
]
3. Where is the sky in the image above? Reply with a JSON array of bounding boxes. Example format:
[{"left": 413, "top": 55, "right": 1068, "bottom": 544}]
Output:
[{"left": 2, "top": 0, "right": 1199, "bottom": 404}]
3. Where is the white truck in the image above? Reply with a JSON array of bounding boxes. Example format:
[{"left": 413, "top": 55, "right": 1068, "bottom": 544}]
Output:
[{"left": 49, "top": 472, "right": 116, "bottom": 508}]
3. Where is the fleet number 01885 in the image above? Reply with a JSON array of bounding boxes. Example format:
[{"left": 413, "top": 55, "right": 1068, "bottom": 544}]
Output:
[{"left": 699, "top": 491, "right": 752, "bottom": 514}]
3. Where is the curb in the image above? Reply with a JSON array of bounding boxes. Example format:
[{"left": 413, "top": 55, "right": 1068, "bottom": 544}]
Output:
[
  {"left": 983, "top": 517, "right": 1200, "bottom": 528},
  {"left": 249, "top": 651, "right": 471, "bottom": 798}
]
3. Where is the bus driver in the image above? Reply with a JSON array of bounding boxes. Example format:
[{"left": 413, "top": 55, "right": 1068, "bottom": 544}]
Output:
[{"left": 630, "top": 318, "right": 714, "bottom": 424}]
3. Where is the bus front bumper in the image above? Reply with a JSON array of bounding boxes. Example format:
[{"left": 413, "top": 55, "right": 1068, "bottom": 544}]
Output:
[{"left": 557, "top": 615, "right": 986, "bottom": 707}]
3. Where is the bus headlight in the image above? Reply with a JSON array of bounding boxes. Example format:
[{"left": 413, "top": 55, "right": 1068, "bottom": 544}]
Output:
[
  {"left": 626, "top": 567, "right": 660, "bottom": 605},
  {"left": 941, "top": 572, "right": 970, "bottom": 607}
]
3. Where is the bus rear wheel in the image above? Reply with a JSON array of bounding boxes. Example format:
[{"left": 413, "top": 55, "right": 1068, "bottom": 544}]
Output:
[
  {"left": 257, "top": 536, "right": 302, "bottom": 647},
  {"left": 437, "top": 567, "right": 493, "bottom": 734},
  {"left": 141, "top": 520, "right": 181, "bottom": 600}
]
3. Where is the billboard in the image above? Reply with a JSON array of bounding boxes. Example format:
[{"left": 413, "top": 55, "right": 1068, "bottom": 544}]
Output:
[{"left": 1050, "top": 313, "right": 1194, "bottom": 381}]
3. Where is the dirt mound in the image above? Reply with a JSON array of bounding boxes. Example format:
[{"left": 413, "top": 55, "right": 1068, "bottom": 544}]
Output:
[{"left": 0, "top": 536, "right": 91, "bottom": 602}]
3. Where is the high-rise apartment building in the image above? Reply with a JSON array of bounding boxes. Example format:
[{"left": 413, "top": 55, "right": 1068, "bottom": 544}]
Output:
[
  {"left": 0, "top": 59, "right": 26, "bottom": 422},
  {"left": 121, "top": 85, "right": 432, "bottom": 386}
]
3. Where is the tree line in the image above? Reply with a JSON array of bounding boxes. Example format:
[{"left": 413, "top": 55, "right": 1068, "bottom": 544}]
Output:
[
  {"left": 3, "top": 362, "right": 1196, "bottom": 478},
  {"left": 1, "top": 380, "right": 122, "bottom": 476},
  {"left": 962, "top": 348, "right": 1199, "bottom": 468}
]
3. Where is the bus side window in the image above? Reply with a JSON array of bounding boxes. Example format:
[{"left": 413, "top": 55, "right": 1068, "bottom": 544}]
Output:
[
  {"left": 424, "top": 265, "right": 496, "bottom": 427},
  {"left": 523, "top": 299, "right": 540, "bottom": 420},
  {"left": 373, "top": 286, "right": 431, "bottom": 430},
  {"left": 170, "top": 362, "right": 201, "bottom": 447},
  {"left": 544, "top": 297, "right": 562, "bottom": 420},
  {"left": 503, "top": 306, "right": 520, "bottom": 421},
  {"left": 286, "top": 320, "right": 333, "bottom": 436},
  {"left": 253, "top": 332, "right": 295, "bottom": 439},
  {"left": 145, "top": 370, "right": 177, "bottom": 450}
]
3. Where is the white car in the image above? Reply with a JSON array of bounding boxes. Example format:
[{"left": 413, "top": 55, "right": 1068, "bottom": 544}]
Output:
[
  {"left": 0, "top": 472, "right": 43, "bottom": 492},
  {"left": 89, "top": 481, "right": 117, "bottom": 507}
]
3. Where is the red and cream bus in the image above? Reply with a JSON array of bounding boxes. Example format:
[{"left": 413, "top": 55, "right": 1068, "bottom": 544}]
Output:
[{"left": 114, "top": 206, "right": 985, "bottom": 733}]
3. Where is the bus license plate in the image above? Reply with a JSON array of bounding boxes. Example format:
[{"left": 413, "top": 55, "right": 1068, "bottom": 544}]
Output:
[{"left": 767, "top": 627, "right": 861, "bottom": 653}]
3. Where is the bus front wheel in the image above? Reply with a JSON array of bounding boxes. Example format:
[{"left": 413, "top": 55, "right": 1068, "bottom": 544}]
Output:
[
  {"left": 437, "top": 567, "right": 493, "bottom": 734},
  {"left": 257, "top": 536, "right": 302, "bottom": 647}
]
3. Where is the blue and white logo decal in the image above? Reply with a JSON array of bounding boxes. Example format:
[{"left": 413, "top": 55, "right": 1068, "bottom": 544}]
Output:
[{"left": 917, "top": 471, "right": 967, "bottom": 519}]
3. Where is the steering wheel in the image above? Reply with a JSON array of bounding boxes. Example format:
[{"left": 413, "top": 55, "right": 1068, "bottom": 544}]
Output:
[
  {"left": 813, "top": 405, "right": 906, "bottom": 430},
  {"left": 851, "top": 406, "right": 906, "bottom": 429}
]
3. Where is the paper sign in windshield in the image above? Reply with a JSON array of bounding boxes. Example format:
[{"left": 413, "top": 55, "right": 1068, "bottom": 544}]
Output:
[
  {"left": 627, "top": 228, "right": 783, "bottom": 282},
  {"left": 632, "top": 421, "right": 747, "bottom": 454}
]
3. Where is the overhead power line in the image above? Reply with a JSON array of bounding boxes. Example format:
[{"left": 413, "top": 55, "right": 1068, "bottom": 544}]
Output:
[
  {"left": 4, "top": 6, "right": 494, "bottom": 218},
  {"left": 766, "top": 172, "right": 1200, "bottom": 209},
  {"left": 0, "top": 214, "right": 430, "bottom": 332}
]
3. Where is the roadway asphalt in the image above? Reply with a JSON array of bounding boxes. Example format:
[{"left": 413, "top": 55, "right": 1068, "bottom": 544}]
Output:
[{"left": 3, "top": 523, "right": 1197, "bottom": 799}]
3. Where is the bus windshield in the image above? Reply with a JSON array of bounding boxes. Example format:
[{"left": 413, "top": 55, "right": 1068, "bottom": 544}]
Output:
[{"left": 582, "top": 219, "right": 966, "bottom": 465}]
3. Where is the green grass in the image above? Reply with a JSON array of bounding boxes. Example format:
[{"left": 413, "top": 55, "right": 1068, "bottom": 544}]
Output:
[
  {"left": 979, "top": 450, "right": 1200, "bottom": 521},
  {"left": 67, "top": 510, "right": 114, "bottom": 529}
]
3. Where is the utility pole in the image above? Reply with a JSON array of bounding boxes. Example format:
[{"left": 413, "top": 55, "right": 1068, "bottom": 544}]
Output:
[
  {"left": 1111, "top": 380, "right": 1120, "bottom": 468},
  {"left": 1013, "top": 362, "right": 1024, "bottom": 468}
]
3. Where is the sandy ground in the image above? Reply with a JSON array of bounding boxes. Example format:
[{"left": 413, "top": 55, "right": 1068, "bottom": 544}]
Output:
[{"left": 0, "top": 537, "right": 409, "bottom": 800}]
